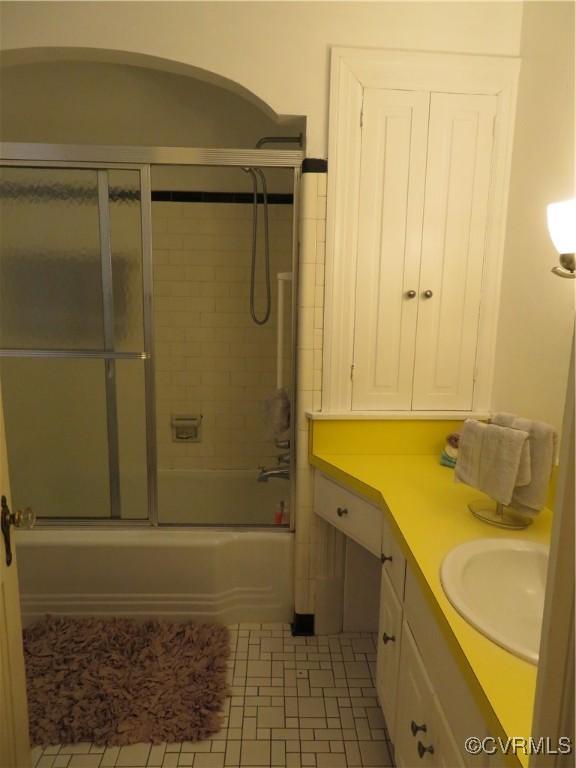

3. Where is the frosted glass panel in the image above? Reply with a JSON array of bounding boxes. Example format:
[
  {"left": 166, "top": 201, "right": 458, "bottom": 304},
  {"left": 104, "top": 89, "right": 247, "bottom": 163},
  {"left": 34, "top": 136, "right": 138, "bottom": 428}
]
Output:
[
  {"left": 109, "top": 170, "right": 145, "bottom": 351},
  {"left": 0, "top": 166, "right": 105, "bottom": 349},
  {"left": 0, "top": 357, "right": 110, "bottom": 518},
  {"left": 116, "top": 360, "right": 148, "bottom": 519}
]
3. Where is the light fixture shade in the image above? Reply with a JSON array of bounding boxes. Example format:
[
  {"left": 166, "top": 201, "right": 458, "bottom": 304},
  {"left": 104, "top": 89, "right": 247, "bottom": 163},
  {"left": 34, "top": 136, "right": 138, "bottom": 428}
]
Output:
[{"left": 547, "top": 198, "right": 576, "bottom": 254}]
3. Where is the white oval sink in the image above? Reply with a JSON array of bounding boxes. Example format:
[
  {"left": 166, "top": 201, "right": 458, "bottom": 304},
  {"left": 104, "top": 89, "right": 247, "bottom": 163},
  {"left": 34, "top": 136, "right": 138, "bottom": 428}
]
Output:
[{"left": 440, "top": 538, "right": 549, "bottom": 665}]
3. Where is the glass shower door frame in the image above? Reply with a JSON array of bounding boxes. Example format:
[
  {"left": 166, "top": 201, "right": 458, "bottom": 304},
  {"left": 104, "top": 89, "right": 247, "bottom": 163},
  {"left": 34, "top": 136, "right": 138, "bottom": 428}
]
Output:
[
  {"left": 0, "top": 159, "right": 158, "bottom": 526},
  {"left": 1, "top": 143, "right": 304, "bottom": 531}
]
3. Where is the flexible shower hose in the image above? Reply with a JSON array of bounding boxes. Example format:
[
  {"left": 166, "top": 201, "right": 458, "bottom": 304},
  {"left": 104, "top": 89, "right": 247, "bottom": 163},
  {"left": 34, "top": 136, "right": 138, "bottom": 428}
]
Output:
[{"left": 244, "top": 167, "right": 271, "bottom": 325}]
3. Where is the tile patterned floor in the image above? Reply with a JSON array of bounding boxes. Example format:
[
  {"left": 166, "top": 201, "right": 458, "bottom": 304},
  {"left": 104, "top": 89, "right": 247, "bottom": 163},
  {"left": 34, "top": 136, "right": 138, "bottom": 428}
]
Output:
[{"left": 31, "top": 624, "right": 394, "bottom": 768}]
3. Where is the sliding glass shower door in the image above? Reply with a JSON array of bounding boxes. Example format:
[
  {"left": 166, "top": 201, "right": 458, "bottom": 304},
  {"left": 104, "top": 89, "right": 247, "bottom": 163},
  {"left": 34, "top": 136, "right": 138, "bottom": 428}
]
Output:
[{"left": 0, "top": 165, "right": 154, "bottom": 523}]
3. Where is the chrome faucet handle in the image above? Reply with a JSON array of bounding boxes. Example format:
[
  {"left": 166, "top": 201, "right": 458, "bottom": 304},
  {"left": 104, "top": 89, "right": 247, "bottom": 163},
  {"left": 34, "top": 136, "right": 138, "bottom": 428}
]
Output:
[
  {"left": 274, "top": 438, "right": 290, "bottom": 450},
  {"left": 277, "top": 453, "right": 291, "bottom": 465}
]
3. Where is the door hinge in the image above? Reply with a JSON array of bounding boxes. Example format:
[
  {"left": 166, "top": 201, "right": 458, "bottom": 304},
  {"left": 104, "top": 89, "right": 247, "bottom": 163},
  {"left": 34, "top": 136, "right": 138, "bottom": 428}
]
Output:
[
  {"left": 360, "top": 109, "right": 364, "bottom": 128},
  {"left": 350, "top": 364, "right": 355, "bottom": 381}
]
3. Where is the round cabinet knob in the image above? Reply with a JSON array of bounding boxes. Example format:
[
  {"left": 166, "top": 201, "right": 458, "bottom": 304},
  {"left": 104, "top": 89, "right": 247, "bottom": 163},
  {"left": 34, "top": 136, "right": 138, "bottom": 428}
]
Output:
[
  {"left": 417, "top": 741, "right": 434, "bottom": 759},
  {"left": 423, "top": 289, "right": 434, "bottom": 298},
  {"left": 381, "top": 553, "right": 393, "bottom": 564},
  {"left": 406, "top": 290, "right": 417, "bottom": 299},
  {"left": 382, "top": 632, "right": 395, "bottom": 644},
  {"left": 336, "top": 507, "right": 348, "bottom": 517}
]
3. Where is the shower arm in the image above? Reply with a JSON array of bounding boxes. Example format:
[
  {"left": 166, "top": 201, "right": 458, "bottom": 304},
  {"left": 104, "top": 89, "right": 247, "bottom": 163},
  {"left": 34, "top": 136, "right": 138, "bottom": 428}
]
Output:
[{"left": 255, "top": 134, "right": 303, "bottom": 149}]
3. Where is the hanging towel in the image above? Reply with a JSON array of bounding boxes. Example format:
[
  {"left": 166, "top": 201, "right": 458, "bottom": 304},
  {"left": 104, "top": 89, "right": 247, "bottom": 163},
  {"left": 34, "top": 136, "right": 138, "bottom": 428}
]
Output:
[
  {"left": 266, "top": 388, "right": 291, "bottom": 434},
  {"left": 491, "top": 413, "right": 531, "bottom": 486},
  {"left": 455, "top": 420, "right": 530, "bottom": 506},
  {"left": 492, "top": 413, "right": 557, "bottom": 512}
]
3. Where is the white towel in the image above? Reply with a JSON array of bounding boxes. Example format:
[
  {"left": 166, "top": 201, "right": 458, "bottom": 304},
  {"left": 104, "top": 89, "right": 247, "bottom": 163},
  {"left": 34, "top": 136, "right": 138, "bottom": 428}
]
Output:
[
  {"left": 490, "top": 412, "right": 531, "bottom": 486},
  {"left": 455, "top": 420, "right": 530, "bottom": 506},
  {"left": 492, "top": 413, "right": 557, "bottom": 512}
]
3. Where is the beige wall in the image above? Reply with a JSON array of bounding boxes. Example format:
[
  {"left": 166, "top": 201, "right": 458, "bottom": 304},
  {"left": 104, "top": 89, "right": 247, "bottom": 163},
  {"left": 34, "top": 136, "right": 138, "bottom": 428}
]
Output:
[
  {"left": 0, "top": 1, "right": 524, "bottom": 156},
  {"left": 493, "top": 1, "right": 575, "bottom": 436},
  {"left": 0, "top": 60, "right": 303, "bottom": 151}
]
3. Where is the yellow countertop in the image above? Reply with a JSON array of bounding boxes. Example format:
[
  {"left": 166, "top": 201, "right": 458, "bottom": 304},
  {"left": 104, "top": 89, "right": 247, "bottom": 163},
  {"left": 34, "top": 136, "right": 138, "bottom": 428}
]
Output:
[{"left": 309, "top": 420, "right": 552, "bottom": 768}]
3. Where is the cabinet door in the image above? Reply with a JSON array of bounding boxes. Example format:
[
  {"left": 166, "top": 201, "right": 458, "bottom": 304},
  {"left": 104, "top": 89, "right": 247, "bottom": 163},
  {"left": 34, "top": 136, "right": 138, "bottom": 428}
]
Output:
[
  {"left": 413, "top": 92, "right": 497, "bottom": 410},
  {"left": 376, "top": 568, "right": 403, "bottom": 744},
  {"left": 352, "top": 89, "right": 429, "bottom": 410},
  {"left": 395, "top": 622, "right": 437, "bottom": 767}
]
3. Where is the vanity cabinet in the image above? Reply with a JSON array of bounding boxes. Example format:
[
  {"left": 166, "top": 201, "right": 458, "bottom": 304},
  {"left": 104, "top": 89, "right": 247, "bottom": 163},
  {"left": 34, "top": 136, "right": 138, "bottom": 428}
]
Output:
[{"left": 314, "top": 471, "right": 503, "bottom": 767}]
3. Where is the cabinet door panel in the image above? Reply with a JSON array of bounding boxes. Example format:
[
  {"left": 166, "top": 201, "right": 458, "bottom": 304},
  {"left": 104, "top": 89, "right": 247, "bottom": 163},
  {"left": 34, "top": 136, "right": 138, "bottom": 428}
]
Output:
[
  {"left": 395, "top": 622, "right": 436, "bottom": 767},
  {"left": 376, "top": 568, "right": 403, "bottom": 743},
  {"left": 352, "top": 89, "right": 429, "bottom": 410},
  {"left": 413, "top": 92, "right": 497, "bottom": 410}
]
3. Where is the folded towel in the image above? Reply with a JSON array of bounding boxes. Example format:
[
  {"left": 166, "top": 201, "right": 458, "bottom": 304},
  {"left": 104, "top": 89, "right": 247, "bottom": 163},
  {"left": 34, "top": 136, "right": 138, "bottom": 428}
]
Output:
[
  {"left": 455, "top": 420, "right": 530, "bottom": 505},
  {"left": 440, "top": 450, "right": 457, "bottom": 468},
  {"left": 492, "top": 413, "right": 557, "bottom": 512}
]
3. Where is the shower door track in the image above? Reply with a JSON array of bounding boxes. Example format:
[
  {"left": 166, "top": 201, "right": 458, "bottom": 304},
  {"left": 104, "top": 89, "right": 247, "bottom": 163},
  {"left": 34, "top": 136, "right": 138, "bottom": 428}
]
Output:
[
  {"left": 0, "top": 143, "right": 303, "bottom": 531},
  {"left": 0, "top": 144, "right": 304, "bottom": 168}
]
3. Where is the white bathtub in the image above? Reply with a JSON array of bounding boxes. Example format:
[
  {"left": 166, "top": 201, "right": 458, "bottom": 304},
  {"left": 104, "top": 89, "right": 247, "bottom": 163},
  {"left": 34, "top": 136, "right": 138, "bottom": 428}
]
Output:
[
  {"left": 15, "top": 529, "right": 293, "bottom": 627},
  {"left": 157, "top": 468, "right": 289, "bottom": 526}
]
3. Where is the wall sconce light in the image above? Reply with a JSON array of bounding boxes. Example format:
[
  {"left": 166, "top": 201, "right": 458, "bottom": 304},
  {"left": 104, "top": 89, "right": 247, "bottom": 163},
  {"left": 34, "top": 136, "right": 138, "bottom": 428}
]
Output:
[{"left": 547, "top": 198, "right": 576, "bottom": 279}]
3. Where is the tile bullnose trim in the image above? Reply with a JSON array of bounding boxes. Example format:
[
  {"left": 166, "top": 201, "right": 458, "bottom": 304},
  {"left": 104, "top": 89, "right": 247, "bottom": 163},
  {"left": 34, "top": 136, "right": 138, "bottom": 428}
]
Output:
[
  {"left": 302, "top": 159, "right": 328, "bottom": 174},
  {"left": 291, "top": 612, "right": 315, "bottom": 636}
]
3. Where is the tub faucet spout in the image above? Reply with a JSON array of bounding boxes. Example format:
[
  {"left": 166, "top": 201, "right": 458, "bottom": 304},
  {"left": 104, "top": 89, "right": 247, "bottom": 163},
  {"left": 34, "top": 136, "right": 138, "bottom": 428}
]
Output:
[{"left": 258, "top": 467, "right": 290, "bottom": 482}]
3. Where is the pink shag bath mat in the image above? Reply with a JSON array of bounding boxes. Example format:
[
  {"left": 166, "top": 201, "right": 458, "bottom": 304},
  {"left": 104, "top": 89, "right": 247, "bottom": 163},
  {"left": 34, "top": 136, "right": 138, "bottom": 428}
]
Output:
[{"left": 23, "top": 616, "right": 230, "bottom": 747}]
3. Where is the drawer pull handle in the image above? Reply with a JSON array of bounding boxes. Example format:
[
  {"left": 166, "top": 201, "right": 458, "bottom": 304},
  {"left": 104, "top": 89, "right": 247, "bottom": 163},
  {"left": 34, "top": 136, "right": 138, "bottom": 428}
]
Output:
[
  {"left": 381, "top": 553, "right": 393, "bottom": 563},
  {"left": 411, "top": 721, "right": 427, "bottom": 736},
  {"left": 382, "top": 632, "right": 395, "bottom": 644},
  {"left": 336, "top": 507, "right": 348, "bottom": 517},
  {"left": 417, "top": 741, "right": 434, "bottom": 759}
]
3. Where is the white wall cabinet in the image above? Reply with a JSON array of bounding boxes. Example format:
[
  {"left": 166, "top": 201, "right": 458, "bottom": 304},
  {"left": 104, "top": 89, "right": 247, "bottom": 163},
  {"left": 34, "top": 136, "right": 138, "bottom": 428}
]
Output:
[
  {"left": 353, "top": 89, "right": 497, "bottom": 411},
  {"left": 324, "top": 49, "right": 520, "bottom": 413}
]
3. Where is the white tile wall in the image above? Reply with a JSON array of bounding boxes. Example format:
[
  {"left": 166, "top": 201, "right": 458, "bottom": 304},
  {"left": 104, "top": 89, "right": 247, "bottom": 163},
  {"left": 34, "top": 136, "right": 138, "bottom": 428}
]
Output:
[
  {"left": 152, "top": 202, "right": 293, "bottom": 472},
  {"left": 294, "top": 172, "right": 326, "bottom": 617}
]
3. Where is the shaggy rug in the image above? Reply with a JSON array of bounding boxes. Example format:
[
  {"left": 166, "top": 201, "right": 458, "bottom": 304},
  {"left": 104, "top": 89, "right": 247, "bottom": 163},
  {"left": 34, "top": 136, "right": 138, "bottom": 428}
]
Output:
[{"left": 23, "top": 616, "right": 230, "bottom": 747}]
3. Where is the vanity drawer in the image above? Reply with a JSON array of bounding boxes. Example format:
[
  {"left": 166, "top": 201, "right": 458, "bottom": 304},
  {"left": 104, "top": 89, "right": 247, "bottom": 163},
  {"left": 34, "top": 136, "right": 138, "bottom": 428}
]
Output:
[
  {"left": 381, "top": 513, "right": 406, "bottom": 601},
  {"left": 314, "top": 473, "right": 382, "bottom": 557}
]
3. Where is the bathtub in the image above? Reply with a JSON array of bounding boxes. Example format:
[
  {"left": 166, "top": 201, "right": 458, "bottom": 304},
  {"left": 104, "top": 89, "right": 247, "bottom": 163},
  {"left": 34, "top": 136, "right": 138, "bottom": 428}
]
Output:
[
  {"left": 15, "top": 529, "right": 293, "bottom": 627},
  {"left": 157, "top": 468, "right": 289, "bottom": 526}
]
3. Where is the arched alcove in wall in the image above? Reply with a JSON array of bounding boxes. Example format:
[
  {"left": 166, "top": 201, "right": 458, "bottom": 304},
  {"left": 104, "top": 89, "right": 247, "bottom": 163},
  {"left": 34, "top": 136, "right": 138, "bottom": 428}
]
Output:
[{"left": 0, "top": 47, "right": 306, "bottom": 151}]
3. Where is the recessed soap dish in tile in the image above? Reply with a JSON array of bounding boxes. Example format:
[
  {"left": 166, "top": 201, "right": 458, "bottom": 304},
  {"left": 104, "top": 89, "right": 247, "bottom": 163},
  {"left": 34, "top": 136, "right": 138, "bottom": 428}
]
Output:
[{"left": 171, "top": 415, "right": 202, "bottom": 442}]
